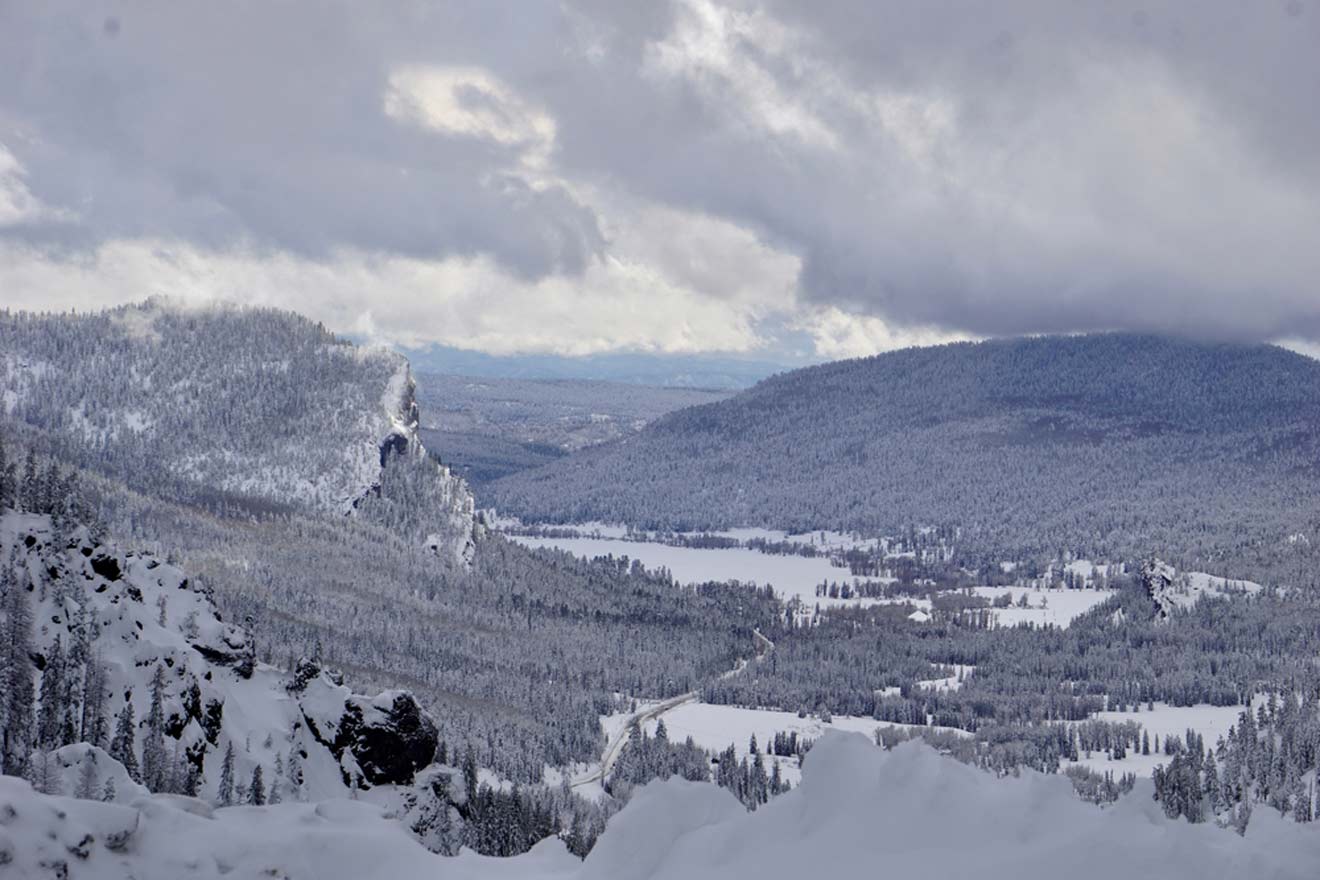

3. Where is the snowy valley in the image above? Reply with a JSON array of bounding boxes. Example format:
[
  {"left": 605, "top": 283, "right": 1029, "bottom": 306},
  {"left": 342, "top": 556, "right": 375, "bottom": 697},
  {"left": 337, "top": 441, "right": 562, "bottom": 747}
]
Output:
[{"left": 3, "top": 307, "right": 1320, "bottom": 879}]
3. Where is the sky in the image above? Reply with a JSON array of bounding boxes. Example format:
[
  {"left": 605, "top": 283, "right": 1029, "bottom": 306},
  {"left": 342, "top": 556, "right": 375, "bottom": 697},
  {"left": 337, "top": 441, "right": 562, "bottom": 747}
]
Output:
[{"left": 2, "top": 1, "right": 1319, "bottom": 364}]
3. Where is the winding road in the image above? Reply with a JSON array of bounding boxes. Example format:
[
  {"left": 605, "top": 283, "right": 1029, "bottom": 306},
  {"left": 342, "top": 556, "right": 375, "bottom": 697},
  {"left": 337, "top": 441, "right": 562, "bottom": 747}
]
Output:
[{"left": 573, "top": 628, "right": 775, "bottom": 789}]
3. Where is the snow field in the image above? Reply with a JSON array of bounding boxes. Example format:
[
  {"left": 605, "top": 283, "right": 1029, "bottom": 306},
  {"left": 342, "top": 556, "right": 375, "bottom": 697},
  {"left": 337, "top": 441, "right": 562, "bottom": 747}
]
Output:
[{"left": 5, "top": 733, "right": 1319, "bottom": 880}]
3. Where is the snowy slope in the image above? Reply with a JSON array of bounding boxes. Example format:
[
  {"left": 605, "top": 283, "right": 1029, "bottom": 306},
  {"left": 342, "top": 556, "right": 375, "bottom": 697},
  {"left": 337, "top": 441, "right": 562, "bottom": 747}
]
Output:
[
  {"left": 1, "top": 511, "right": 445, "bottom": 806},
  {"left": 0, "top": 300, "right": 477, "bottom": 563},
  {"left": 1142, "top": 559, "right": 1264, "bottom": 618},
  {"left": 3, "top": 733, "right": 1319, "bottom": 880}
]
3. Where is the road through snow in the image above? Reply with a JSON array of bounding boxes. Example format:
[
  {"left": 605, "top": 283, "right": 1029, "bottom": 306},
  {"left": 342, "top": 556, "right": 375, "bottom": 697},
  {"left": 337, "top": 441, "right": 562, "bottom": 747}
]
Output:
[{"left": 573, "top": 628, "right": 775, "bottom": 788}]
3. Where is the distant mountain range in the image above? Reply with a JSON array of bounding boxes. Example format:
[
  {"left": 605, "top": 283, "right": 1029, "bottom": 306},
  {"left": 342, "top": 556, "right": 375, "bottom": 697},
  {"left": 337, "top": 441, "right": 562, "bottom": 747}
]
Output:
[
  {"left": 394, "top": 343, "right": 796, "bottom": 390},
  {"left": 413, "top": 373, "right": 731, "bottom": 488},
  {"left": 488, "top": 334, "right": 1320, "bottom": 574}
]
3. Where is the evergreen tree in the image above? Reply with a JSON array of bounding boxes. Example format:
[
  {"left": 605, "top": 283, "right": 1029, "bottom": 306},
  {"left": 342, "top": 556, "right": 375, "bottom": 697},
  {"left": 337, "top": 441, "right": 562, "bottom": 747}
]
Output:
[
  {"left": 37, "top": 636, "right": 66, "bottom": 748},
  {"left": 81, "top": 651, "right": 110, "bottom": 749},
  {"left": 269, "top": 753, "right": 284, "bottom": 804},
  {"left": 286, "top": 746, "right": 304, "bottom": 801},
  {"left": 76, "top": 748, "right": 100, "bottom": 800},
  {"left": 1, "top": 571, "right": 36, "bottom": 777},
  {"left": 142, "top": 664, "right": 169, "bottom": 791},
  {"left": 249, "top": 764, "right": 266, "bottom": 805},
  {"left": 110, "top": 701, "right": 140, "bottom": 783},
  {"left": 218, "top": 741, "right": 237, "bottom": 806}
]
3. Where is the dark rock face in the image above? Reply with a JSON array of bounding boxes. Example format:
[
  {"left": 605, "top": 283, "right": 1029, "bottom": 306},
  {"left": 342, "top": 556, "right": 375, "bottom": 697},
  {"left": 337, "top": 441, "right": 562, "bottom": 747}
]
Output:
[
  {"left": 337, "top": 693, "right": 438, "bottom": 787},
  {"left": 379, "top": 431, "right": 409, "bottom": 467},
  {"left": 89, "top": 552, "right": 122, "bottom": 581},
  {"left": 287, "top": 657, "right": 322, "bottom": 694}
]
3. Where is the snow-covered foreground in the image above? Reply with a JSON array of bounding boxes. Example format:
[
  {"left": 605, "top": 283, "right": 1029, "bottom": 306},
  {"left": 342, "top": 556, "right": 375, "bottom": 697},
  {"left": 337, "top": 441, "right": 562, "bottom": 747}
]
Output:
[
  {"left": 6, "top": 733, "right": 1319, "bottom": 880},
  {"left": 629, "top": 702, "right": 968, "bottom": 786}
]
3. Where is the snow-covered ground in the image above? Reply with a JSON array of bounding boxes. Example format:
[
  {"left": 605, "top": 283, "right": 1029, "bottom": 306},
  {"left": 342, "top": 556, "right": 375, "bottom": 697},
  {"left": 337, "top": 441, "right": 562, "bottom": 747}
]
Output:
[
  {"left": 508, "top": 535, "right": 870, "bottom": 605},
  {"left": 1066, "top": 702, "right": 1250, "bottom": 778},
  {"left": 6, "top": 733, "right": 1319, "bottom": 880},
  {"left": 917, "top": 663, "right": 975, "bottom": 692},
  {"left": 968, "top": 585, "right": 1117, "bottom": 629},
  {"left": 622, "top": 702, "right": 969, "bottom": 787}
]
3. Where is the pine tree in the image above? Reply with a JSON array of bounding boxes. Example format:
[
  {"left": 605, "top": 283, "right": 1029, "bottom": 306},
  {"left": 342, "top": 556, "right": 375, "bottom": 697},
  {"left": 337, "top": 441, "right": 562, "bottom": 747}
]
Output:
[
  {"left": 110, "top": 701, "right": 140, "bottom": 783},
  {"left": 142, "top": 664, "right": 169, "bottom": 791},
  {"left": 269, "top": 753, "right": 284, "bottom": 804},
  {"left": 1, "top": 571, "right": 36, "bottom": 777},
  {"left": 286, "top": 746, "right": 304, "bottom": 802},
  {"left": 102, "top": 776, "right": 117, "bottom": 802},
  {"left": 37, "top": 636, "right": 66, "bottom": 748},
  {"left": 0, "top": 434, "right": 11, "bottom": 508},
  {"left": 20, "top": 448, "right": 38, "bottom": 511},
  {"left": 249, "top": 764, "right": 266, "bottom": 805},
  {"left": 76, "top": 747, "right": 100, "bottom": 800},
  {"left": 218, "top": 741, "right": 237, "bottom": 806},
  {"left": 30, "top": 749, "right": 62, "bottom": 795},
  {"left": 81, "top": 651, "right": 109, "bottom": 749}
]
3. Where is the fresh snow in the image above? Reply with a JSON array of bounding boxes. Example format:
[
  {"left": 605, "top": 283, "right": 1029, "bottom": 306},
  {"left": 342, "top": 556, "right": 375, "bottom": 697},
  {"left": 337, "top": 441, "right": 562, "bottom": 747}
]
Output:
[
  {"left": 1067, "top": 701, "right": 1252, "bottom": 779},
  {"left": 969, "top": 586, "right": 1117, "bottom": 629},
  {"left": 508, "top": 535, "right": 883, "bottom": 606},
  {"left": 622, "top": 701, "right": 969, "bottom": 787},
  {"left": 5, "top": 733, "right": 1319, "bottom": 880}
]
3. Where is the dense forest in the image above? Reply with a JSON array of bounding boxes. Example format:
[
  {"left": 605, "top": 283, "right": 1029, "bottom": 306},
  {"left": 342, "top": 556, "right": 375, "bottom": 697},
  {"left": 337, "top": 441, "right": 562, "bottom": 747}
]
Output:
[{"left": 489, "top": 334, "right": 1320, "bottom": 581}]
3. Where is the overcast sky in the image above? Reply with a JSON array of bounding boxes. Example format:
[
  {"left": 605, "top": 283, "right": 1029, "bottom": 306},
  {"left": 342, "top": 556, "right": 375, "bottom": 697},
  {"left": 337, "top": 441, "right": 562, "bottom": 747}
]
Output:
[{"left": 2, "top": 1, "right": 1318, "bottom": 361}]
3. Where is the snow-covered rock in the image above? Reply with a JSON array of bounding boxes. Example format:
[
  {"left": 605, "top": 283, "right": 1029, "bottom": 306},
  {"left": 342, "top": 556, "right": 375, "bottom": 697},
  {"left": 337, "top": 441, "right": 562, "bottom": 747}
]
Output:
[
  {"left": 297, "top": 667, "right": 438, "bottom": 787},
  {"left": 1, "top": 511, "right": 446, "bottom": 807},
  {"left": 0, "top": 301, "right": 479, "bottom": 565},
  {"left": 1142, "top": 558, "right": 1264, "bottom": 619}
]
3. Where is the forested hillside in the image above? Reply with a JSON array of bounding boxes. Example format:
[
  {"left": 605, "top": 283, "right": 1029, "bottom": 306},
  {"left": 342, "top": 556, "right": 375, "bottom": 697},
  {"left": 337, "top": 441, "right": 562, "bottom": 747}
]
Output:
[
  {"left": 490, "top": 335, "right": 1320, "bottom": 575},
  {"left": 0, "top": 305, "right": 781, "bottom": 784},
  {"left": 0, "top": 300, "right": 476, "bottom": 563}
]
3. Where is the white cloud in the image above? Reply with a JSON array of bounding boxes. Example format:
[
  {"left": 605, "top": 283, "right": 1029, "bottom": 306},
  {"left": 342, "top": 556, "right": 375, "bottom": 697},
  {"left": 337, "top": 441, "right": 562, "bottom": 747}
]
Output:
[
  {"left": 384, "top": 66, "right": 557, "bottom": 170},
  {"left": 645, "top": 0, "right": 840, "bottom": 149},
  {"left": 0, "top": 233, "right": 789, "bottom": 356},
  {"left": 797, "top": 306, "right": 973, "bottom": 360},
  {"left": 3, "top": 1, "right": 1319, "bottom": 360},
  {"left": 0, "top": 144, "right": 72, "bottom": 227},
  {"left": 1277, "top": 338, "right": 1320, "bottom": 361}
]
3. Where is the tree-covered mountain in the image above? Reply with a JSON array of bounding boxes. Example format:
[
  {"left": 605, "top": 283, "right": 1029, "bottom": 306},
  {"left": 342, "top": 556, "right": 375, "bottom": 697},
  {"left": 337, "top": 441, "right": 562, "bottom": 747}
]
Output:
[
  {"left": 0, "top": 305, "right": 780, "bottom": 786},
  {"left": 489, "top": 334, "right": 1320, "bottom": 574},
  {"left": 0, "top": 299, "right": 476, "bottom": 563}
]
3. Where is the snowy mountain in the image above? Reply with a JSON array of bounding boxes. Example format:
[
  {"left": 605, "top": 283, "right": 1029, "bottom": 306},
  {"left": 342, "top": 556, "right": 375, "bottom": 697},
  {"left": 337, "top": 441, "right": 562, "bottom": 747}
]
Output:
[
  {"left": 3, "top": 733, "right": 1318, "bottom": 880},
  {"left": 489, "top": 334, "right": 1320, "bottom": 574},
  {"left": 0, "top": 300, "right": 477, "bottom": 563},
  {"left": 0, "top": 509, "right": 451, "bottom": 813}
]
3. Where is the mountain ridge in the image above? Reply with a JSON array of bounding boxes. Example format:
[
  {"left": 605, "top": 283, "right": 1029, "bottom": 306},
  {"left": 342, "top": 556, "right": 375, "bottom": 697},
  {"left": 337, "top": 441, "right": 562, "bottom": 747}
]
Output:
[
  {"left": 488, "top": 333, "right": 1320, "bottom": 573},
  {"left": 0, "top": 299, "right": 478, "bottom": 564}
]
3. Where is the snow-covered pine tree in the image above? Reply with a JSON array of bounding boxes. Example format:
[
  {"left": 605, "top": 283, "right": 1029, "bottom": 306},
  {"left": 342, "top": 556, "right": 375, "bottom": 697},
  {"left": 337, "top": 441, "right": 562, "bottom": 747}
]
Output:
[
  {"left": 36, "top": 635, "right": 66, "bottom": 748},
  {"left": 249, "top": 765, "right": 266, "bottom": 805},
  {"left": 142, "top": 664, "right": 169, "bottom": 791},
  {"left": 1, "top": 567, "right": 36, "bottom": 776},
  {"left": 75, "top": 748, "right": 100, "bottom": 800},
  {"left": 218, "top": 741, "right": 236, "bottom": 806},
  {"left": 109, "top": 701, "right": 140, "bottom": 783}
]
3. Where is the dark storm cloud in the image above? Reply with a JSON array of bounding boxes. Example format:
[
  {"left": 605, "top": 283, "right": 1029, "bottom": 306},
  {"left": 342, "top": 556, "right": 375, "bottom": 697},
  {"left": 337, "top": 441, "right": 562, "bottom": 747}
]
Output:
[{"left": 2, "top": 0, "right": 1318, "bottom": 346}]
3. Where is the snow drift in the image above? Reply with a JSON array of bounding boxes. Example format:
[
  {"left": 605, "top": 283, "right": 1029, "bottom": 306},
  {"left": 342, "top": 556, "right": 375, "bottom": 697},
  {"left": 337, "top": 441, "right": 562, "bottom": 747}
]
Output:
[{"left": 4, "top": 732, "right": 1318, "bottom": 880}]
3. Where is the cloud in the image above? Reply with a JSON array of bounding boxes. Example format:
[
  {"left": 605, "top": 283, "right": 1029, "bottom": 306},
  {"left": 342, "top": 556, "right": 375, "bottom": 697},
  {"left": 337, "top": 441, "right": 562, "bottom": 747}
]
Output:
[
  {"left": 0, "top": 220, "right": 791, "bottom": 356},
  {"left": 1, "top": 0, "right": 1318, "bottom": 358},
  {"left": 797, "top": 307, "right": 974, "bottom": 360}
]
